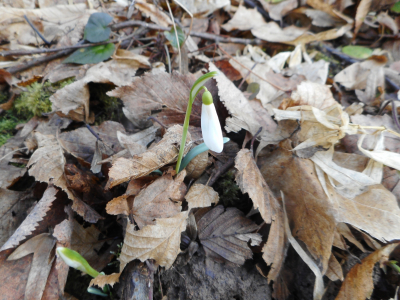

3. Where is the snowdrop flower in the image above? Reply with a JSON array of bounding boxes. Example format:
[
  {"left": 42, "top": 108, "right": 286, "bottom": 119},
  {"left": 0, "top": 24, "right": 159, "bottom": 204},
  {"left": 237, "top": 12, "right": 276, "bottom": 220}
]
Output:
[
  {"left": 201, "top": 89, "right": 223, "bottom": 153},
  {"left": 56, "top": 247, "right": 99, "bottom": 278}
]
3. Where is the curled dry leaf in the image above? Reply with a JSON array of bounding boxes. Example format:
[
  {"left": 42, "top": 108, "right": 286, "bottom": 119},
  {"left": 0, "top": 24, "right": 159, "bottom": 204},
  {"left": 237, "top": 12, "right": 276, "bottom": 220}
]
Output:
[
  {"left": 196, "top": 205, "right": 261, "bottom": 266},
  {"left": 117, "top": 126, "right": 157, "bottom": 157},
  {"left": 290, "top": 81, "right": 338, "bottom": 110},
  {"left": 221, "top": 6, "right": 266, "bottom": 31},
  {"left": 107, "top": 171, "right": 186, "bottom": 229},
  {"left": 1, "top": 186, "right": 57, "bottom": 251},
  {"left": 185, "top": 184, "right": 219, "bottom": 211},
  {"left": 119, "top": 211, "right": 189, "bottom": 271},
  {"left": 235, "top": 149, "right": 274, "bottom": 224},
  {"left": 336, "top": 243, "right": 399, "bottom": 300},
  {"left": 50, "top": 59, "right": 141, "bottom": 122},
  {"left": 0, "top": 139, "right": 27, "bottom": 189},
  {"left": 325, "top": 253, "right": 344, "bottom": 282},
  {"left": 354, "top": 0, "right": 372, "bottom": 35},
  {"left": 106, "top": 125, "right": 191, "bottom": 189},
  {"left": 135, "top": 1, "right": 171, "bottom": 27}
]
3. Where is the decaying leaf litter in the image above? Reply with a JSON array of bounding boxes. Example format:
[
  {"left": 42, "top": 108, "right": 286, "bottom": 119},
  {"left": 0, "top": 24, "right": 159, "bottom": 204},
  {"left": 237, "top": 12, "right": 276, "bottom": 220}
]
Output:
[{"left": 2, "top": 0, "right": 400, "bottom": 299}]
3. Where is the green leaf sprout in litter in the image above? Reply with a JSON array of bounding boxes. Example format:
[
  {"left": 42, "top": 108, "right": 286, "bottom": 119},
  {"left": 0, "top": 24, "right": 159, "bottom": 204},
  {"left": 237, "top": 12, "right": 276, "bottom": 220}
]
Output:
[
  {"left": 63, "top": 43, "right": 115, "bottom": 65},
  {"left": 164, "top": 26, "right": 185, "bottom": 49},
  {"left": 84, "top": 12, "right": 113, "bottom": 43}
]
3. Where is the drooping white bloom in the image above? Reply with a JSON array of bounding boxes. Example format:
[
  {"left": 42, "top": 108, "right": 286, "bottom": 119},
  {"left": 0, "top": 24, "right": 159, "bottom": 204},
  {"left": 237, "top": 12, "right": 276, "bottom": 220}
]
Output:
[{"left": 201, "top": 102, "right": 224, "bottom": 153}]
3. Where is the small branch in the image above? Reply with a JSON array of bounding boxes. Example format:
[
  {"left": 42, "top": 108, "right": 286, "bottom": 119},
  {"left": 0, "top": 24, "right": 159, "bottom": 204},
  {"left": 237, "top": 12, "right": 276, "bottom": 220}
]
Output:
[
  {"left": 24, "top": 15, "right": 51, "bottom": 45},
  {"left": 1, "top": 33, "right": 137, "bottom": 57},
  {"left": 250, "top": 127, "right": 263, "bottom": 154},
  {"left": 207, "top": 157, "right": 235, "bottom": 187},
  {"left": 111, "top": 20, "right": 263, "bottom": 45}
]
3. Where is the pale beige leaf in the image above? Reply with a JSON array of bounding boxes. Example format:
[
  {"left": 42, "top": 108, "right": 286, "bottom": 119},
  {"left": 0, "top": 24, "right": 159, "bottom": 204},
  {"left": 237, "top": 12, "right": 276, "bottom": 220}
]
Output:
[
  {"left": 291, "top": 81, "right": 338, "bottom": 110},
  {"left": 117, "top": 126, "right": 157, "bottom": 157},
  {"left": 354, "top": 0, "right": 372, "bottom": 35},
  {"left": 337, "top": 223, "right": 366, "bottom": 252},
  {"left": 288, "top": 23, "right": 352, "bottom": 45},
  {"left": 376, "top": 11, "right": 398, "bottom": 33},
  {"left": 106, "top": 125, "right": 191, "bottom": 189},
  {"left": 185, "top": 184, "right": 219, "bottom": 211},
  {"left": 209, "top": 63, "right": 265, "bottom": 136},
  {"left": 128, "top": 172, "right": 185, "bottom": 228},
  {"left": 326, "top": 253, "right": 344, "bottom": 281},
  {"left": 1, "top": 186, "right": 57, "bottom": 251},
  {"left": 260, "top": 0, "right": 298, "bottom": 22},
  {"left": 185, "top": 150, "right": 209, "bottom": 179},
  {"left": 90, "top": 273, "right": 120, "bottom": 288},
  {"left": 235, "top": 149, "right": 273, "bottom": 223},
  {"left": 0, "top": 141, "right": 27, "bottom": 189},
  {"left": 119, "top": 211, "right": 188, "bottom": 271},
  {"left": 112, "top": 49, "right": 151, "bottom": 69},
  {"left": 221, "top": 6, "right": 266, "bottom": 31},
  {"left": 0, "top": 4, "right": 92, "bottom": 46},
  {"left": 336, "top": 243, "right": 399, "bottom": 300},
  {"left": 174, "top": 0, "right": 230, "bottom": 15},
  {"left": 135, "top": 1, "right": 172, "bottom": 27},
  {"left": 251, "top": 22, "right": 307, "bottom": 43},
  {"left": 301, "top": 8, "right": 339, "bottom": 27},
  {"left": 51, "top": 59, "right": 140, "bottom": 122}
]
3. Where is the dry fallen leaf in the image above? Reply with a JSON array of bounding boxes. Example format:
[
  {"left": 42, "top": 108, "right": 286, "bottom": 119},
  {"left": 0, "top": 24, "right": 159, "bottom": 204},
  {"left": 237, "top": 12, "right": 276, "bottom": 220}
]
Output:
[
  {"left": 196, "top": 205, "right": 261, "bottom": 265},
  {"left": 106, "top": 125, "right": 191, "bottom": 189},
  {"left": 108, "top": 71, "right": 203, "bottom": 128},
  {"left": 119, "top": 211, "right": 189, "bottom": 271},
  {"left": 135, "top": 1, "right": 172, "bottom": 27},
  {"left": 325, "top": 253, "right": 344, "bottom": 282},
  {"left": 90, "top": 272, "right": 120, "bottom": 289},
  {"left": 108, "top": 171, "right": 185, "bottom": 229},
  {"left": 5, "top": 233, "right": 56, "bottom": 300},
  {"left": 185, "top": 184, "right": 219, "bottom": 211},
  {"left": 221, "top": 6, "right": 266, "bottom": 32},
  {"left": 0, "top": 138, "right": 27, "bottom": 189},
  {"left": 185, "top": 150, "right": 209, "bottom": 179},
  {"left": 117, "top": 126, "right": 157, "bottom": 157},
  {"left": 336, "top": 243, "right": 399, "bottom": 300},
  {"left": 354, "top": 0, "right": 372, "bottom": 36},
  {"left": 1, "top": 186, "right": 57, "bottom": 251}
]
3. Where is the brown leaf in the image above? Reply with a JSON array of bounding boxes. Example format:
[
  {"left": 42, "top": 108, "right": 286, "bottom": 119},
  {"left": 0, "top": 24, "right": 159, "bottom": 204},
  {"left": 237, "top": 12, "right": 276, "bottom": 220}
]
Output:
[
  {"left": 110, "top": 172, "right": 185, "bottom": 228},
  {"left": 135, "top": 1, "right": 171, "bottom": 27},
  {"left": 6, "top": 233, "right": 56, "bottom": 300},
  {"left": 117, "top": 126, "right": 157, "bottom": 157},
  {"left": 213, "top": 60, "right": 242, "bottom": 82},
  {"left": 185, "top": 150, "right": 209, "bottom": 179},
  {"left": 0, "top": 188, "right": 35, "bottom": 248},
  {"left": 336, "top": 243, "right": 399, "bottom": 300},
  {"left": 0, "top": 138, "right": 27, "bottom": 189},
  {"left": 108, "top": 71, "right": 203, "bottom": 128},
  {"left": 196, "top": 205, "right": 261, "bottom": 265},
  {"left": 119, "top": 211, "right": 188, "bottom": 270},
  {"left": 185, "top": 184, "right": 219, "bottom": 211},
  {"left": 28, "top": 132, "right": 102, "bottom": 223},
  {"left": 235, "top": 149, "right": 274, "bottom": 223},
  {"left": 90, "top": 272, "right": 120, "bottom": 289},
  {"left": 325, "top": 253, "right": 344, "bottom": 281},
  {"left": 0, "top": 69, "right": 12, "bottom": 85},
  {"left": 59, "top": 121, "right": 125, "bottom": 163},
  {"left": 261, "top": 0, "right": 298, "bottom": 21},
  {"left": 290, "top": 81, "right": 338, "bottom": 109},
  {"left": 1, "top": 186, "right": 57, "bottom": 251},
  {"left": 259, "top": 146, "right": 336, "bottom": 274},
  {"left": 106, "top": 125, "right": 191, "bottom": 189},
  {"left": 252, "top": 23, "right": 308, "bottom": 43},
  {"left": 221, "top": 6, "right": 267, "bottom": 31}
]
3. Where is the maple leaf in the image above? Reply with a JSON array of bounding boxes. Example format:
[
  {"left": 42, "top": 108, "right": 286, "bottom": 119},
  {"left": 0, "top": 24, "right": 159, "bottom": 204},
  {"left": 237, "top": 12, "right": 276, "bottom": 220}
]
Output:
[
  {"left": 119, "top": 211, "right": 188, "bottom": 270},
  {"left": 196, "top": 206, "right": 261, "bottom": 266},
  {"left": 106, "top": 125, "right": 191, "bottom": 189}
]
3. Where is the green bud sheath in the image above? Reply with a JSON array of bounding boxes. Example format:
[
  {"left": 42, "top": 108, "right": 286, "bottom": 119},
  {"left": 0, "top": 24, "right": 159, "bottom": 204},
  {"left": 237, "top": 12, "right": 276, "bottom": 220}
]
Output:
[{"left": 202, "top": 88, "right": 213, "bottom": 105}]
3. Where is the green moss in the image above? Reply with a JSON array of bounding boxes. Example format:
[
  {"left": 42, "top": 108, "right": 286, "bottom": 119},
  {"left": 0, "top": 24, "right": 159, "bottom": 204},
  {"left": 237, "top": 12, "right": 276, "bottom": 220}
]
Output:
[
  {"left": 0, "top": 111, "right": 20, "bottom": 146},
  {"left": 89, "top": 83, "right": 122, "bottom": 125},
  {"left": 14, "top": 79, "right": 74, "bottom": 118},
  {"left": 214, "top": 171, "right": 242, "bottom": 207}
]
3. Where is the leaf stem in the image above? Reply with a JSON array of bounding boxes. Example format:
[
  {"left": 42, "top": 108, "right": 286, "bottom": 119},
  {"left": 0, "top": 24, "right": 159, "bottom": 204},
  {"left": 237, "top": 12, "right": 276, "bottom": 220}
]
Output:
[{"left": 175, "top": 71, "right": 218, "bottom": 173}]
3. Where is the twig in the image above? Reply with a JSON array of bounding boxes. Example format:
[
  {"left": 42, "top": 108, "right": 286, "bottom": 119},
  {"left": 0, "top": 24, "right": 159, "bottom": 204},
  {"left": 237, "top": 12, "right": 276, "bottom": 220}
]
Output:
[
  {"left": 243, "top": 0, "right": 270, "bottom": 21},
  {"left": 85, "top": 124, "right": 103, "bottom": 141},
  {"left": 250, "top": 127, "right": 263, "bottom": 155},
  {"left": 110, "top": 20, "right": 263, "bottom": 45},
  {"left": 147, "top": 116, "right": 167, "bottom": 129},
  {"left": 207, "top": 157, "right": 235, "bottom": 187},
  {"left": 24, "top": 15, "right": 51, "bottom": 45},
  {"left": 1, "top": 33, "right": 137, "bottom": 57},
  {"left": 164, "top": 44, "right": 172, "bottom": 73}
]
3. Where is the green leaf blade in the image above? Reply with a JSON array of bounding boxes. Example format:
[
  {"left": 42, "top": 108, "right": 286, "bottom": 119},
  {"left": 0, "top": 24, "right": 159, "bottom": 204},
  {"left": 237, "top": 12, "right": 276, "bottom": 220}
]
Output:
[
  {"left": 63, "top": 43, "right": 115, "bottom": 65},
  {"left": 164, "top": 26, "right": 185, "bottom": 49},
  {"left": 342, "top": 45, "right": 373, "bottom": 59},
  {"left": 84, "top": 12, "right": 113, "bottom": 43}
]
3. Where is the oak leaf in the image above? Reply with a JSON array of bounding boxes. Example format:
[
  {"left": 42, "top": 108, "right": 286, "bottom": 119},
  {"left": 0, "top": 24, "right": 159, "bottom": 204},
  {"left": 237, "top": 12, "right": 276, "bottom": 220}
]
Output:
[
  {"left": 185, "top": 184, "right": 219, "bottom": 211},
  {"left": 106, "top": 125, "right": 191, "bottom": 189},
  {"left": 196, "top": 205, "right": 261, "bottom": 265},
  {"left": 119, "top": 211, "right": 188, "bottom": 270}
]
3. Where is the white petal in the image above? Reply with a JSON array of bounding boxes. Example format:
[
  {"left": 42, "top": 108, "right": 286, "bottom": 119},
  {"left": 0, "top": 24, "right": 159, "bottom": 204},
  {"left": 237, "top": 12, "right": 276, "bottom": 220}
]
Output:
[{"left": 201, "top": 103, "right": 224, "bottom": 153}]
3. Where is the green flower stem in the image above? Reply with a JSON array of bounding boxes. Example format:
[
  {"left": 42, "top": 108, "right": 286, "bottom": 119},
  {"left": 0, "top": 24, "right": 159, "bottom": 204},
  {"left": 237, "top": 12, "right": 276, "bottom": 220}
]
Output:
[{"left": 175, "top": 71, "right": 218, "bottom": 173}]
